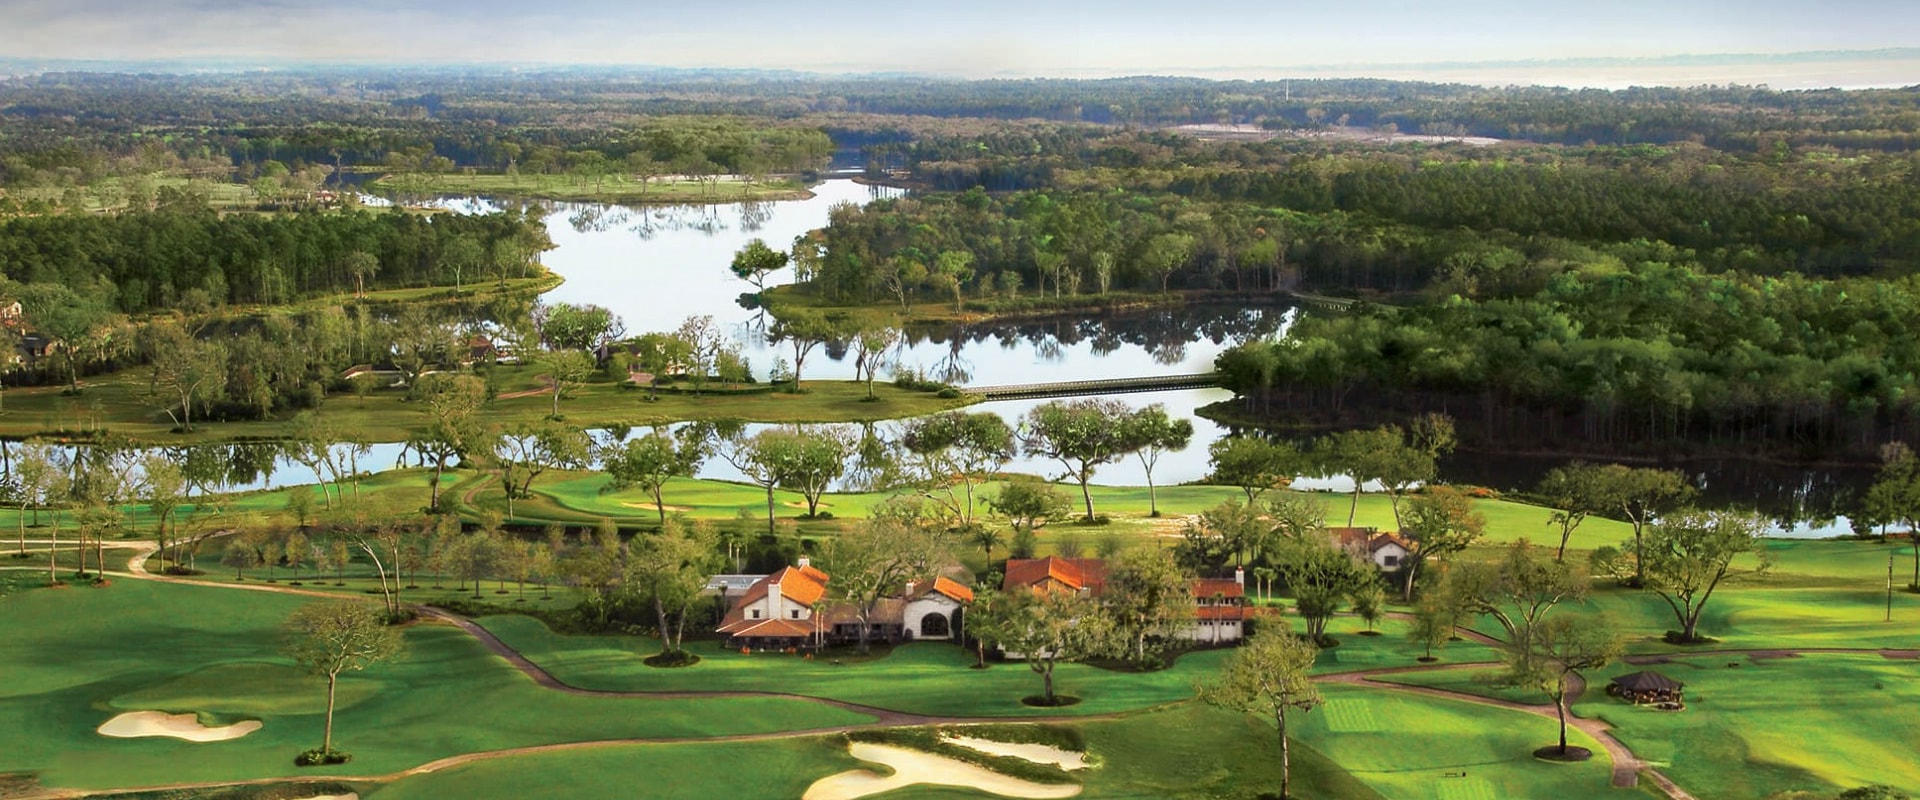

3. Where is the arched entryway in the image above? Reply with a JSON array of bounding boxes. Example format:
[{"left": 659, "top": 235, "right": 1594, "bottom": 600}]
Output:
[{"left": 920, "top": 611, "right": 951, "bottom": 639}]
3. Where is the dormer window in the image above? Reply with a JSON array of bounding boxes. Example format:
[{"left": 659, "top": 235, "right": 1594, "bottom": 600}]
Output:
[
  {"left": 751, "top": 610, "right": 762, "bottom": 619},
  {"left": 791, "top": 610, "right": 801, "bottom": 619}
]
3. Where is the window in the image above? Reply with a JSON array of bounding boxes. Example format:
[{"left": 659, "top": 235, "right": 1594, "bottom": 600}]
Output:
[
  {"left": 791, "top": 610, "right": 801, "bottom": 619},
  {"left": 1382, "top": 555, "right": 1399, "bottom": 567},
  {"left": 751, "top": 610, "right": 762, "bottom": 619}
]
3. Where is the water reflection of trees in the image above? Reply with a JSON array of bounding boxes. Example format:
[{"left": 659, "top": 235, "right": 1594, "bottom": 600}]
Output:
[
  {"left": 543, "top": 200, "right": 753, "bottom": 242},
  {"left": 1447, "top": 453, "right": 1874, "bottom": 532},
  {"left": 738, "top": 200, "right": 772, "bottom": 232},
  {"left": 901, "top": 304, "right": 1288, "bottom": 376}
]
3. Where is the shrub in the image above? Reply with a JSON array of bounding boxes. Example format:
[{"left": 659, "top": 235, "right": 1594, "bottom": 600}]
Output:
[
  {"left": 1839, "top": 787, "right": 1911, "bottom": 800},
  {"left": 294, "top": 748, "right": 350, "bottom": 767},
  {"left": 643, "top": 650, "right": 702, "bottom": 668}
]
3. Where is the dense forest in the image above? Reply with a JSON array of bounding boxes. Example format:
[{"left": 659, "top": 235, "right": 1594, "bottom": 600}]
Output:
[
  {"left": 8, "top": 68, "right": 1920, "bottom": 458},
  {"left": 1216, "top": 262, "right": 1920, "bottom": 457},
  {"left": 0, "top": 200, "right": 549, "bottom": 310},
  {"left": 5, "top": 69, "right": 1919, "bottom": 188}
]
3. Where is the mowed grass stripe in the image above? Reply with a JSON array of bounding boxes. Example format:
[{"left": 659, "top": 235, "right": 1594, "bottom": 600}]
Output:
[
  {"left": 1319, "top": 699, "right": 1382, "bottom": 732},
  {"left": 1434, "top": 778, "right": 1497, "bottom": 800}
]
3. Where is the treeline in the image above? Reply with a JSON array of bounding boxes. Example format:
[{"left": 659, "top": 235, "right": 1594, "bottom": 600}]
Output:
[
  {"left": 0, "top": 76, "right": 836, "bottom": 188},
  {"left": 796, "top": 185, "right": 1729, "bottom": 305},
  {"left": 9, "top": 70, "right": 1920, "bottom": 189},
  {"left": 897, "top": 130, "right": 1920, "bottom": 278},
  {"left": 801, "top": 189, "right": 1306, "bottom": 305},
  {"left": 368, "top": 119, "right": 833, "bottom": 182},
  {"left": 1216, "top": 260, "right": 1920, "bottom": 457},
  {"left": 0, "top": 202, "right": 549, "bottom": 310}
]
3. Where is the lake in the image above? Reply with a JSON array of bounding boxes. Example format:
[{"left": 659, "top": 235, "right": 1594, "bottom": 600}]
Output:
[{"left": 86, "top": 178, "right": 1882, "bottom": 537}]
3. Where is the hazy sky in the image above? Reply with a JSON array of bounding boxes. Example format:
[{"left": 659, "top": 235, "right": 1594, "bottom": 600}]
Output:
[{"left": 4, "top": 0, "right": 1919, "bottom": 84}]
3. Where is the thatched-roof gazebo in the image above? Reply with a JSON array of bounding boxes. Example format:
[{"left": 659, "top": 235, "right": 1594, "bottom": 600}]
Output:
[{"left": 1609, "top": 670, "right": 1685, "bottom": 707}]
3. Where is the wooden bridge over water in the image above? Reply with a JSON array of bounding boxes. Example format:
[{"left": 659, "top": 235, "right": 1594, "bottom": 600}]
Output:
[{"left": 964, "top": 372, "right": 1224, "bottom": 401}]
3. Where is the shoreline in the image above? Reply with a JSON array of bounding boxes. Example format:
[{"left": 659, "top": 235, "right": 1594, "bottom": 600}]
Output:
[
  {"left": 1194, "top": 399, "right": 1888, "bottom": 471},
  {"left": 765, "top": 286, "right": 1301, "bottom": 327},
  {"left": 368, "top": 172, "right": 817, "bottom": 205}
]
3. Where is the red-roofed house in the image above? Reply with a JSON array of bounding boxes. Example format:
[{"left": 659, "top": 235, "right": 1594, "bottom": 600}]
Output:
[
  {"left": 901, "top": 576, "right": 975, "bottom": 642},
  {"left": 717, "top": 557, "right": 831, "bottom": 650},
  {"left": 717, "top": 558, "right": 977, "bottom": 649},
  {"left": 1329, "top": 527, "right": 1413, "bottom": 571},
  {"left": 1002, "top": 557, "right": 1249, "bottom": 644},
  {"left": 1186, "top": 575, "right": 1250, "bottom": 643},
  {"left": 1001, "top": 556, "right": 1108, "bottom": 595}
]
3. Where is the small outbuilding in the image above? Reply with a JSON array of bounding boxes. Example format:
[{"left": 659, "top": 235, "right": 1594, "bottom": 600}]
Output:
[{"left": 1608, "top": 670, "right": 1686, "bottom": 708}]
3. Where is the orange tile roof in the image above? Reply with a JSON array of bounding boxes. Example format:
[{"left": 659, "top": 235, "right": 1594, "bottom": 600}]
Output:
[
  {"left": 1002, "top": 557, "right": 1109, "bottom": 593},
  {"left": 930, "top": 576, "right": 974, "bottom": 603},
  {"left": 775, "top": 565, "right": 829, "bottom": 606},
  {"left": 1192, "top": 578, "right": 1245, "bottom": 598},
  {"left": 1196, "top": 606, "right": 1250, "bottom": 621},
  {"left": 1328, "top": 527, "right": 1376, "bottom": 549},
  {"left": 1370, "top": 532, "right": 1414, "bottom": 552},
  {"left": 717, "top": 561, "right": 831, "bottom": 632}
]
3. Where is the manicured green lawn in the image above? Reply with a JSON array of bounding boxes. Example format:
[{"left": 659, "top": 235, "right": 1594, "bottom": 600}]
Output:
[
  {"left": 1575, "top": 654, "right": 1920, "bottom": 799},
  {"left": 0, "top": 546, "right": 138, "bottom": 574},
  {"left": 522, "top": 476, "right": 1607, "bottom": 540},
  {"left": 1247, "top": 613, "right": 1501, "bottom": 673},
  {"left": 366, "top": 737, "right": 861, "bottom": 800},
  {"left": 367, "top": 704, "right": 1409, "bottom": 800},
  {"left": 1076, "top": 703, "right": 1386, "bottom": 799},
  {"left": 1368, "top": 667, "right": 1557, "bottom": 706},
  {"left": 1571, "top": 581, "right": 1919, "bottom": 652},
  {"left": 1297, "top": 684, "right": 1630, "bottom": 800},
  {"left": 478, "top": 614, "right": 1227, "bottom": 717},
  {"left": 1761, "top": 537, "right": 1919, "bottom": 584},
  {"left": 0, "top": 580, "right": 872, "bottom": 792}
]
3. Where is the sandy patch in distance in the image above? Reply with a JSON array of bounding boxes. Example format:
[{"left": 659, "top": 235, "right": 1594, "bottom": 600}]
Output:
[{"left": 98, "top": 711, "right": 262, "bottom": 742}]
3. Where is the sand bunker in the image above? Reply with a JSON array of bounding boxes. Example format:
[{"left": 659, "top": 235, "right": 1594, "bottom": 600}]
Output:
[
  {"left": 619, "top": 501, "right": 694, "bottom": 513},
  {"left": 287, "top": 795, "right": 358, "bottom": 800},
  {"left": 942, "top": 734, "right": 1090, "bottom": 771},
  {"left": 97, "top": 711, "right": 262, "bottom": 742},
  {"left": 804, "top": 742, "right": 1081, "bottom": 800}
]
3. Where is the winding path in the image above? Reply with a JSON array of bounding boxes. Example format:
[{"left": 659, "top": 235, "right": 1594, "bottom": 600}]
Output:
[
  {"left": 1320, "top": 666, "right": 1674, "bottom": 796},
  {"left": 416, "top": 607, "right": 945, "bottom": 728},
  {"left": 19, "top": 538, "right": 1911, "bottom": 800}
]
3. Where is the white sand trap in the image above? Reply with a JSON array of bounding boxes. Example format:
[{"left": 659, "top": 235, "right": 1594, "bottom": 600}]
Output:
[
  {"left": 942, "top": 734, "right": 1090, "bottom": 770},
  {"left": 619, "top": 502, "right": 693, "bottom": 512},
  {"left": 97, "top": 711, "right": 262, "bottom": 742},
  {"left": 286, "top": 794, "right": 358, "bottom": 800},
  {"left": 804, "top": 742, "right": 1081, "bottom": 800}
]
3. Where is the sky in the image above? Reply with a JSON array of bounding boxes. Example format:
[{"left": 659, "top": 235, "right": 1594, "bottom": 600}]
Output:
[{"left": 3, "top": 0, "right": 1919, "bottom": 86}]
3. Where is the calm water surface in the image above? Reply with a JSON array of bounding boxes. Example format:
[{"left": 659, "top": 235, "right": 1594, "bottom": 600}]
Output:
[{"left": 111, "top": 179, "right": 1873, "bottom": 537}]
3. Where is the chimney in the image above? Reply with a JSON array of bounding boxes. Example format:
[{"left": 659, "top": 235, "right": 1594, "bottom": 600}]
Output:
[
  {"left": 797, "top": 555, "right": 811, "bottom": 569},
  {"left": 1234, "top": 566, "right": 1244, "bottom": 586}
]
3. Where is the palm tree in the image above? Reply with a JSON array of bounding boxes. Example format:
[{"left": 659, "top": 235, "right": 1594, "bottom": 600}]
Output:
[{"left": 970, "top": 526, "right": 1005, "bottom": 562}]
